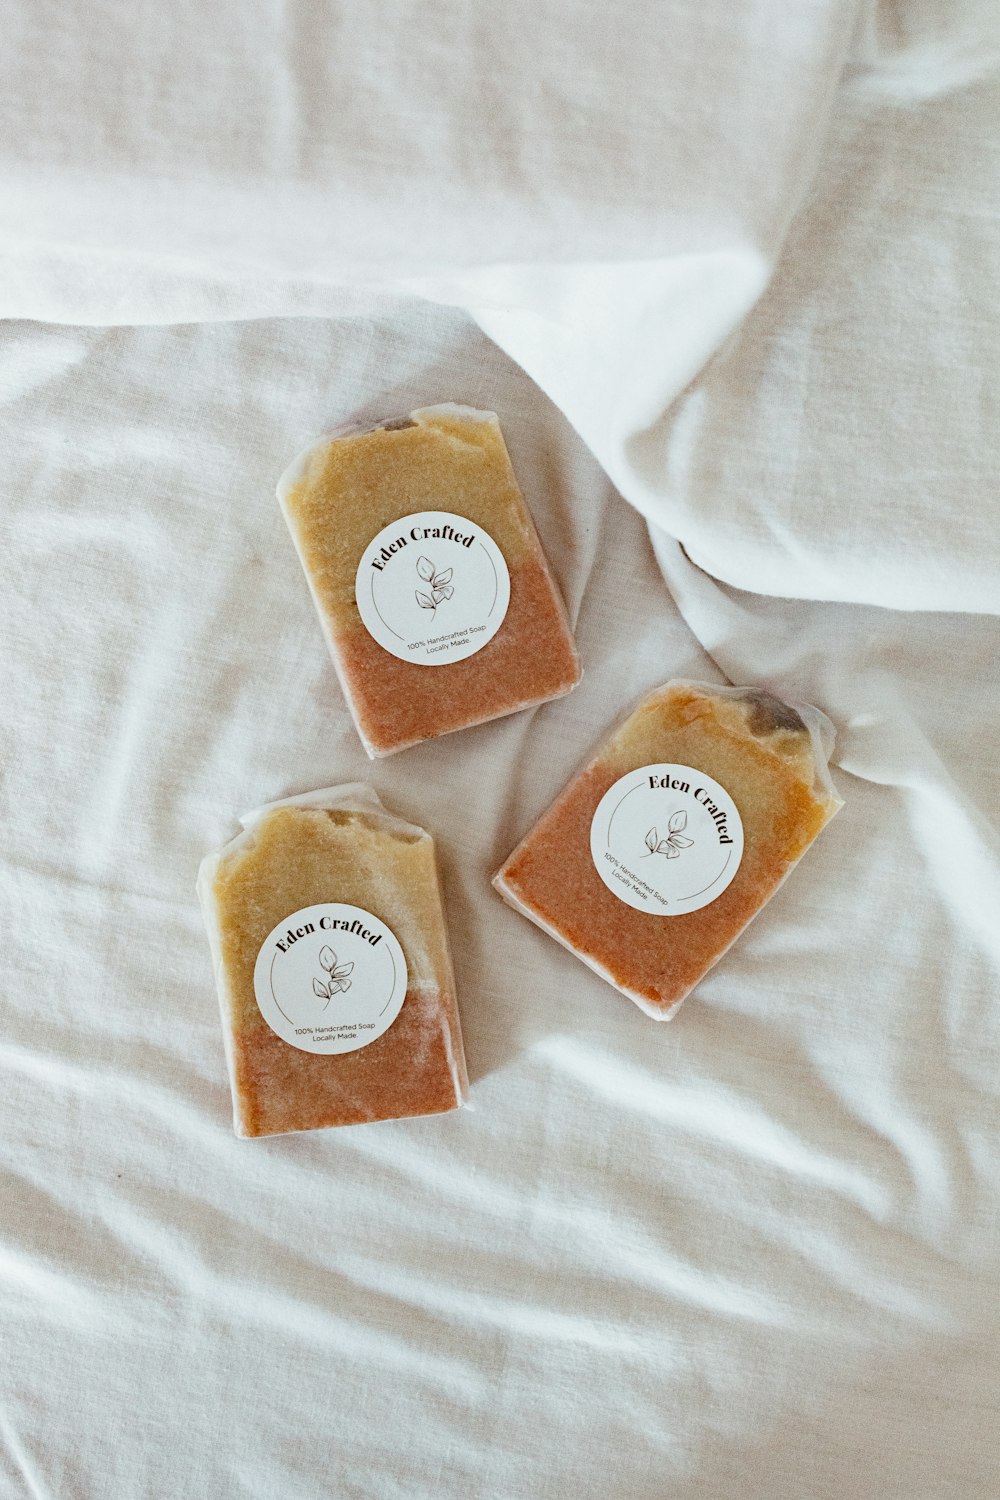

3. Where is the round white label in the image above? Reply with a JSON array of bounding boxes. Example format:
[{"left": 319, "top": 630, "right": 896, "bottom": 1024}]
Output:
[
  {"left": 355, "top": 510, "right": 511, "bottom": 666},
  {"left": 252, "top": 904, "right": 407, "bottom": 1054},
  {"left": 589, "top": 764, "right": 744, "bottom": 916}
]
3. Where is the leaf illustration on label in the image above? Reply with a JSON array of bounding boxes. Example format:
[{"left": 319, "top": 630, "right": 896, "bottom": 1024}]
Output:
[
  {"left": 313, "top": 977, "right": 330, "bottom": 1000},
  {"left": 319, "top": 946, "right": 337, "bottom": 972},
  {"left": 644, "top": 814, "right": 695, "bottom": 860},
  {"left": 332, "top": 961, "right": 354, "bottom": 980},
  {"left": 415, "top": 554, "right": 455, "bottom": 615}
]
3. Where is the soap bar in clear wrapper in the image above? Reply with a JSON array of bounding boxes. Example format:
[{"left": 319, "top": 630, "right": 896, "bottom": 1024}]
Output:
[
  {"left": 198, "top": 786, "right": 468, "bottom": 1136},
  {"left": 277, "top": 403, "right": 581, "bottom": 757},
  {"left": 494, "top": 681, "right": 843, "bottom": 1019}
]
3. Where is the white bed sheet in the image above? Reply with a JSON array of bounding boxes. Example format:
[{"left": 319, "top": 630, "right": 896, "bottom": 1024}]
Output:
[
  {"left": 2, "top": 0, "right": 1000, "bottom": 1496},
  {"left": 2, "top": 303, "right": 998, "bottom": 1500}
]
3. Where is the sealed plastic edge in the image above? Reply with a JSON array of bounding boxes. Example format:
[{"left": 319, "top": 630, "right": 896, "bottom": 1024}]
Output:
[
  {"left": 199, "top": 787, "right": 429, "bottom": 876},
  {"left": 481, "top": 407, "right": 582, "bottom": 694},
  {"left": 237, "top": 782, "right": 427, "bottom": 836},
  {"left": 491, "top": 868, "right": 686, "bottom": 1022},
  {"left": 195, "top": 851, "right": 252, "bottom": 1136},
  {"left": 409, "top": 402, "right": 498, "bottom": 427},
  {"left": 422, "top": 839, "right": 471, "bottom": 1108}
]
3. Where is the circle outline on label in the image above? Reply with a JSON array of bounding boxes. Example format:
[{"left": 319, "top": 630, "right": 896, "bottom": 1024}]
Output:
[
  {"left": 590, "top": 763, "right": 744, "bottom": 916},
  {"left": 354, "top": 509, "right": 511, "bottom": 667},
  {"left": 266, "top": 939, "right": 401, "bottom": 1024},
  {"left": 252, "top": 902, "right": 408, "bottom": 1055}
]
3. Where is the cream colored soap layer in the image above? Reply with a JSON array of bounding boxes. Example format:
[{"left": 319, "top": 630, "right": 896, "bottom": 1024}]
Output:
[
  {"left": 597, "top": 687, "right": 834, "bottom": 865},
  {"left": 213, "top": 808, "right": 452, "bottom": 1030},
  {"left": 283, "top": 407, "right": 536, "bottom": 631}
]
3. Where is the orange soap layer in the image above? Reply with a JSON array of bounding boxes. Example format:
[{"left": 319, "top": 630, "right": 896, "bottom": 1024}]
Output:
[
  {"left": 338, "top": 551, "right": 579, "bottom": 753},
  {"left": 495, "top": 682, "right": 841, "bottom": 1017},
  {"left": 231, "top": 988, "right": 462, "bottom": 1137}
]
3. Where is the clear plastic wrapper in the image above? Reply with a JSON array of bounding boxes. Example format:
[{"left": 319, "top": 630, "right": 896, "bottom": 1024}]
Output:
[
  {"left": 197, "top": 784, "right": 468, "bottom": 1136},
  {"left": 277, "top": 403, "right": 581, "bottom": 757},
  {"left": 494, "top": 681, "right": 843, "bottom": 1019}
]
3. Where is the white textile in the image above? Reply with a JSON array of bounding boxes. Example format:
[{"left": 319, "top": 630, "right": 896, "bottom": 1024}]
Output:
[{"left": 1, "top": 0, "right": 999, "bottom": 1496}]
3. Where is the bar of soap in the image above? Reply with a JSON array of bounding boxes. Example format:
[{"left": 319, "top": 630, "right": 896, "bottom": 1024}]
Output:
[
  {"left": 494, "top": 681, "right": 843, "bottom": 1019},
  {"left": 198, "top": 786, "right": 468, "bottom": 1136},
  {"left": 277, "top": 404, "right": 581, "bottom": 757}
]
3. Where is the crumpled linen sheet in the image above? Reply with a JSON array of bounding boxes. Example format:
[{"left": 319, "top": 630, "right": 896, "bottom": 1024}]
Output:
[{"left": 2, "top": 1, "right": 1000, "bottom": 1497}]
